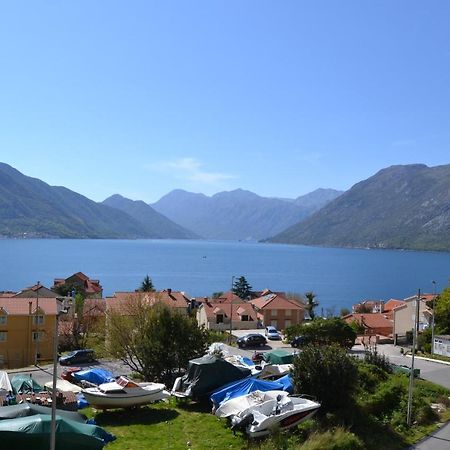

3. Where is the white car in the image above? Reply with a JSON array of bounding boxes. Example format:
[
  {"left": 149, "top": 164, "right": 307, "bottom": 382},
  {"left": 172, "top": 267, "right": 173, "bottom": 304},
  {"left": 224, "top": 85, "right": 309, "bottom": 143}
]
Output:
[{"left": 265, "top": 326, "right": 282, "bottom": 340}]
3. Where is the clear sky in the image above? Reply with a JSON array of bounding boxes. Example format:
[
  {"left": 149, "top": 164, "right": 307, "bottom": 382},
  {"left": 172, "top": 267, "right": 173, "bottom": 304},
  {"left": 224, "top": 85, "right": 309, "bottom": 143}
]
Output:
[{"left": 1, "top": 1, "right": 449, "bottom": 202}]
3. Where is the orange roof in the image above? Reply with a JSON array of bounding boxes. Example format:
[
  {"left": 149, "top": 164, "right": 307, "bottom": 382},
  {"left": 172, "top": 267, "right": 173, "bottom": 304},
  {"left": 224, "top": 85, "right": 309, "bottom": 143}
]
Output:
[
  {"left": 53, "top": 272, "right": 103, "bottom": 295},
  {"left": 344, "top": 313, "right": 393, "bottom": 330},
  {"left": 250, "top": 293, "right": 304, "bottom": 311},
  {"left": 107, "top": 290, "right": 189, "bottom": 313},
  {"left": 384, "top": 299, "right": 406, "bottom": 312},
  {"left": 201, "top": 300, "right": 256, "bottom": 321},
  {"left": 0, "top": 297, "right": 60, "bottom": 315}
]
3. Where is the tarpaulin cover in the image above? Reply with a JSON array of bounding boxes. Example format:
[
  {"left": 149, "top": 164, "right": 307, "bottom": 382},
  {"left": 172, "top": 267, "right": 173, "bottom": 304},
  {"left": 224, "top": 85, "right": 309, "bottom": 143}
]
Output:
[
  {"left": 0, "top": 403, "right": 87, "bottom": 422},
  {"left": 275, "top": 374, "right": 294, "bottom": 394},
  {"left": 77, "top": 393, "right": 89, "bottom": 410},
  {"left": 0, "top": 371, "right": 12, "bottom": 392},
  {"left": 0, "top": 414, "right": 115, "bottom": 450},
  {"left": 210, "top": 376, "right": 285, "bottom": 408},
  {"left": 11, "top": 375, "right": 43, "bottom": 394},
  {"left": 72, "top": 369, "right": 114, "bottom": 385},
  {"left": 181, "top": 355, "right": 251, "bottom": 399},
  {"left": 44, "top": 379, "right": 82, "bottom": 393},
  {"left": 262, "top": 349, "right": 294, "bottom": 365}
]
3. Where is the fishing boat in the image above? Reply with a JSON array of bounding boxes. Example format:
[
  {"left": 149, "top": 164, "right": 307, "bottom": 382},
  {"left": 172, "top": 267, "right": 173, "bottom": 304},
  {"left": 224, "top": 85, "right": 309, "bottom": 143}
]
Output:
[
  {"left": 82, "top": 376, "right": 170, "bottom": 409},
  {"left": 216, "top": 390, "right": 320, "bottom": 438}
]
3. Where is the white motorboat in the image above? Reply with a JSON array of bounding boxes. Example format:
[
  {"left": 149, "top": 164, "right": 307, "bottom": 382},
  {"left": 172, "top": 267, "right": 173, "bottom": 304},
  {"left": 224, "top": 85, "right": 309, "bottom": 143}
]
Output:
[
  {"left": 216, "top": 390, "right": 320, "bottom": 438},
  {"left": 82, "top": 376, "right": 170, "bottom": 409}
]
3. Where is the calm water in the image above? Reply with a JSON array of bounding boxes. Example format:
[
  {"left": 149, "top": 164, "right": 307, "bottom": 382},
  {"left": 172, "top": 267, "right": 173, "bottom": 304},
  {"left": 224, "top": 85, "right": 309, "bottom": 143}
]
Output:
[{"left": 0, "top": 239, "right": 449, "bottom": 312}]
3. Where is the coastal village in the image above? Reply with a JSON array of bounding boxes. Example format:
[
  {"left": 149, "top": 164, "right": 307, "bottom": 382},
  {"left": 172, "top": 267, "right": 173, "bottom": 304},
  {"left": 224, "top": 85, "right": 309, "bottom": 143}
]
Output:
[{"left": 0, "top": 271, "right": 442, "bottom": 370}]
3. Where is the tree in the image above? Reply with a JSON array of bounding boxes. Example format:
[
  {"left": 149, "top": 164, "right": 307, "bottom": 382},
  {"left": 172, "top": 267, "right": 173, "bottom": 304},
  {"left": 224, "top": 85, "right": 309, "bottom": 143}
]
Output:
[
  {"left": 232, "top": 276, "right": 253, "bottom": 300},
  {"left": 340, "top": 307, "right": 351, "bottom": 317},
  {"left": 212, "top": 292, "right": 224, "bottom": 299},
  {"left": 434, "top": 287, "right": 450, "bottom": 334},
  {"left": 285, "top": 317, "right": 356, "bottom": 349},
  {"left": 107, "top": 297, "right": 208, "bottom": 383},
  {"left": 292, "top": 344, "right": 358, "bottom": 413},
  {"left": 139, "top": 275, "right": 155, "bottom": 292},
  {"left": 305, "top": 291, "right": 319, "bottom": 319}
]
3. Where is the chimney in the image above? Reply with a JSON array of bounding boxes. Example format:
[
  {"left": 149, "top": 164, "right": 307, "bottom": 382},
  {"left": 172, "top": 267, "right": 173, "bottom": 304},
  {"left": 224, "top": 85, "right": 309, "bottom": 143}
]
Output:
[{"left": 167, "top": 288, "right": 172, "bottom": 295}]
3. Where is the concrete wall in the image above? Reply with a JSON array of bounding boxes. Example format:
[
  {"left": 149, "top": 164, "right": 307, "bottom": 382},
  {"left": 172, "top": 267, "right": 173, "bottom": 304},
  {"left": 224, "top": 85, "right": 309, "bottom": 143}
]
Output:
[
  {"left": 433, "top": 337, "right": 450, "bottom": 357},
  {"left": 393, "top": 300, "right": 430, "bottom": 338}
]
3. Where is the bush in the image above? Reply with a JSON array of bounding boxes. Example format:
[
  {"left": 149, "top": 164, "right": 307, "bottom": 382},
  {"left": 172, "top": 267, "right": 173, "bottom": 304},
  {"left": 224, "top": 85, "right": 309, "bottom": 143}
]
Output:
[
  {"left": 298, "top": 428, "right": 364, "bottom": 450},
  {"left": 360, "top": 376, "right": 406, "bottom": 416},
  {"left": 357, "top": 362, "right": 388, "bottom": 393},
  {"left": 363, "top": 347, "right": 392, "bottom": 373},
  {"left": 285, "top": 318, "right": 356, "bottom": 349},
  {"left": 292, "top": 344, "right": 358, "bottom": 414}
]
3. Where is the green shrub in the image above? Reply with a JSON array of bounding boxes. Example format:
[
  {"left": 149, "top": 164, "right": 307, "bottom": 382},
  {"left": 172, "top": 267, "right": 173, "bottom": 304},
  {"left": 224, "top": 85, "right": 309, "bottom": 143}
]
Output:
[
  {"left": 360, "top": 376, "right": 406, "bottom": 416},
  {"left": 357, "top": 362, "right": 388, "bottom": 393},
  {"left": 415, "top": 404, "right": 439, "bottom": 425},
  {"left": 363, "top": 347, "right": 392, "bottom": 373},
  {"left": 292, "top": 344, "right": 358, "bottom": 414},
  {"left": 298, "top": 427, "right": 364, "bottom": 450}
]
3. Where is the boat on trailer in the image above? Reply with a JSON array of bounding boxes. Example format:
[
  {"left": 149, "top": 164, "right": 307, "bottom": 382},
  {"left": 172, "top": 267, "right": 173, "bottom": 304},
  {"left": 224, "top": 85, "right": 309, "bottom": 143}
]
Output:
[
  {"left": 216, "top": 390, "right": 320, "bottom": 438},
  {"left": 82, "top": 376, "right": 170, "bottom": 410}
]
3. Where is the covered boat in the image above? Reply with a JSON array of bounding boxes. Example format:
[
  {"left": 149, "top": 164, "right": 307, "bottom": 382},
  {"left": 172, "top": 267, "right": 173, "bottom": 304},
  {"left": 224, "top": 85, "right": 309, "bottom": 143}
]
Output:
[
  {"left": 11, "top": 375, "right": 43, "bottom": 394},
  {"left": 82, "top": 376, "right": 170, "bottom": 410},
  {"left": 0, "top": 371, "right": 12, "bottom": 393},
  {"left": 262, "top": 349, "right": 294, "bottom": 365},
  {"left": 0, "top": 414, "right": 115, "bottom": 449},
  {"left": 72, "top": 368, "right": 115, "bottom": 386},
  {"left": 0, "top": 403, "right": 87, "bottom": 422},
  {"left": 44, "top": 379, "right": 82, "bottom": 394},
  {"left": 210, "top": 376, "right": 292, "bottom": 409},
  {"left": 217, "top": 390, "right": 320, "bottom": 438},
  {"left": 172, "top": 355, "right": 251, "bottom": 400}
]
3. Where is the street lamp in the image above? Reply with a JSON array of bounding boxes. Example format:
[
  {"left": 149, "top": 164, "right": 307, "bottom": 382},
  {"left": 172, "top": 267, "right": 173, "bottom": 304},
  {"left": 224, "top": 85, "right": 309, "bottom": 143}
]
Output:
[{"left": 50, "top": 299, "right": 70, "bottom": 450}]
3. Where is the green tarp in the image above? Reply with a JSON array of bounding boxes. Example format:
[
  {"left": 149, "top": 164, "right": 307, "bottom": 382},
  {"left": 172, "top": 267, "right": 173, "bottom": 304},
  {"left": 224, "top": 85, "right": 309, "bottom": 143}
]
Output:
[
  {"left": 11, "top": 375, "right": 43, "bottom": 394},
  {"left": 262, "top": 349, "right": 294, "bottom": 365},
  {"left": 0, "top": 403, "right": 87, "bottom": 422},
  {"left": 0, "top": 414, "right": 113, "bottom": 450},
  {"left": 181, "top": 355, "right": 251, "bottom": 399}
]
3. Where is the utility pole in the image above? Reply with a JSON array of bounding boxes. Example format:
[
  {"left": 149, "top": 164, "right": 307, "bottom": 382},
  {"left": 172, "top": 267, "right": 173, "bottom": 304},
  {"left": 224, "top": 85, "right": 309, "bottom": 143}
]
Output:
[
  {"left": 35, "top": 281, "right": 40, "bottom": 365},
  {"left": 431, "top": 281, "right": 437, "bottom": 355},
  {"left": 229, "top": 276, "right": 235, "bottom": 344},
  {"left": 407, "top": 289, "right": 420, "bottom": 426}
]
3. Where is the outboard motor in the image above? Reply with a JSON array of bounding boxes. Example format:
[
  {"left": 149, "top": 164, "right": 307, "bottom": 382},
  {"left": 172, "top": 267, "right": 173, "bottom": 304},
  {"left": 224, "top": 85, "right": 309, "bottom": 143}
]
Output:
[{"left": 231, "top": 413, "right": 254, "bottom": 435}]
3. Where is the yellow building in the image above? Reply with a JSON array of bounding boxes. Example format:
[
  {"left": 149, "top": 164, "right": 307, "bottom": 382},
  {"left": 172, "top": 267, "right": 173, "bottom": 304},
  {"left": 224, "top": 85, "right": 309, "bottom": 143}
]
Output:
[{"left": 0, "top": 297, "right": 60, "bottom": 369}]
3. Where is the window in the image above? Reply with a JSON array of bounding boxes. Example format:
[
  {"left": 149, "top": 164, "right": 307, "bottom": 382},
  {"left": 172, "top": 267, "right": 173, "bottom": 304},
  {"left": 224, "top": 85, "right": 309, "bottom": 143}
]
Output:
[
  {"left": 32, "top": 332, "right": 42, "bottom": 342},
  {"left": 0, "top": 316, "right": 6, "bottom": 325},
  {"left": 0, "top": 331, "right": 7, "bottom": 341},
  {"left": 216, "top": 314, "right": 224, "bottom": 324},
  {"left": 33, "top": 315, "right": 44, "bottom": 326},
  {"left": 241, "top": 315, "right": 249, "bottom": 322},
  {"left": 285, "top": 309, "right": 292, "bottom": 317},
  {"left": 271, "top": 309, "right": 278, "bottom": 318}
]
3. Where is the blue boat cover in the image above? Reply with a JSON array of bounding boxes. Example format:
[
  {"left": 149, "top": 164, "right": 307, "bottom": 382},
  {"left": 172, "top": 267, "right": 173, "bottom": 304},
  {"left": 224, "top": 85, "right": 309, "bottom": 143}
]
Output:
[
  {"left": 276, "top": 374, "right": 294, "bottom": 394},
  {"left": 72, "top": 369, "right": 114, "bottom": 385},
  {"left": 210, "top": 377, "right": 286, "bottom": 408}
]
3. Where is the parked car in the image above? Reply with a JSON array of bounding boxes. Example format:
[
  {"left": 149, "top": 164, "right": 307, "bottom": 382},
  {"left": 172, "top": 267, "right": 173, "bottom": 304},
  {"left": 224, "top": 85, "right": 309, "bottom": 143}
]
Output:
[
  {"left": 265, "top": 326, "right": 282, "bottom": 340},
  {"left": 237, "top": 334, "right": 267, "bottom": 349},
  {"left": 59, "top": 349, "right": 95, "bottom": 366},
  {"left": 290, "top": 336, "right": 310, "bottom": 348}
]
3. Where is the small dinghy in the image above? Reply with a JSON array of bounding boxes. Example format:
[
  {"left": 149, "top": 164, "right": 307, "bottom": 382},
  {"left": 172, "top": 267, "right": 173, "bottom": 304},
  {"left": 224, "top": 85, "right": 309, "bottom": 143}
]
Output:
[
  {"left": 216, "top": 390, "right": 320, "bottom": 438},
  {"left": 82, "top": 376, "right": 170, "bottom": 410}
]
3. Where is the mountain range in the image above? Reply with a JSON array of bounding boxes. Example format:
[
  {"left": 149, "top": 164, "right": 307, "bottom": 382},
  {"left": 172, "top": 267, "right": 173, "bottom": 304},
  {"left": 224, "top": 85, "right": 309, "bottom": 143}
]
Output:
[
  {"left": 269, "top": 164, "right": 450, "bottom": 251},
  {"left": 151, "top": 188, "right": 342, "bottom": 240},
  {"left": 0, "top": 163, "right": 193, "bottom": 239}
]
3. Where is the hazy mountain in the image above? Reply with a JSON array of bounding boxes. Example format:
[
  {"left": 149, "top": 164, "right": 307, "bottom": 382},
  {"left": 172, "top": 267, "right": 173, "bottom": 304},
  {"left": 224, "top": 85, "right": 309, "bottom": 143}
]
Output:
[
  {"left": 103, "top": 194, "right": 198, "bottom": 239},
  {"left": 0, "top": 163, "right": 175, "bottom": 239},
  {"left": 152, "top": 188, "right": 340, "bottom": 240},
  {"left": 293, "top": 188, "right": 343, "bottom": 212},
  {"left": 268, "top": 164, "right": 450, "bottom": 251}
]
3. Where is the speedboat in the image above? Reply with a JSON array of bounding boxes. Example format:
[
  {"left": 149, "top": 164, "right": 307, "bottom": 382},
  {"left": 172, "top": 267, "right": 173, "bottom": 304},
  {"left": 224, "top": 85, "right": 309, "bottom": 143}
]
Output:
[
  {"left": 216, "top": 390, "right": 320, "bottom": 438},
  {"left": 82, "top": 376, "right": 170, "bottom": 410}
]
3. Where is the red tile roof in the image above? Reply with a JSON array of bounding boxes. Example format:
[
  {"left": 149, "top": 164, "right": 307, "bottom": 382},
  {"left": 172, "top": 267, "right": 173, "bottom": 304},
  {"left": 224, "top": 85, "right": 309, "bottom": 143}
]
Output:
[
  {"left": 344, "top": 313, "right": 393, "bottom": 331},
  {"left": 53, "top": 272, "right": 102, "bottom": 295},
  {"left": 107, "top": 290, "right": 189, "bottom": 313},
  {"left": 384, "top": 299, "right": 406, "bottom": 312},
  {"left": 250, "top": 293, "right": 304, "bottom": 311},
  {"left": 0, "top": 297, "right": 60, "bottom": 315},
  {"left": 201, "top": 300, "right": 256, "bottom": 321}
]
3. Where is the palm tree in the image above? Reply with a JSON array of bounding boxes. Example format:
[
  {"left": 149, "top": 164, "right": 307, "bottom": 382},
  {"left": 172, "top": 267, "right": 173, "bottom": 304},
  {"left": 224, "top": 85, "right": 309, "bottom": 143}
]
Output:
[{"left": 305, "top": 291, "right": 319, "bottom": 320}]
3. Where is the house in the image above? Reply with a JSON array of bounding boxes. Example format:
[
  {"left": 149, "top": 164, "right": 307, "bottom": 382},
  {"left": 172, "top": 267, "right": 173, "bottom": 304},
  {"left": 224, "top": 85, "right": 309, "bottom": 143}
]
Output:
[
  {"left": 383, "top": 299, "right": 406, "bottom": 319},
  {"left": 107, "top": 289, "right": 190, "bottom": 316},
  {"left": 343, "top": 313, "right": 393, "bottom": 338},
  {"left": 0, "top": 297, "right": 62, "bottom": 369},
  {"left": 249, "top": 291, "right": 304, "bottom": 330},
  {"left": 13, "top": 282, "right": 59, "bottom": 298},
  {"left": 196, "top": 297, "right": 259, "bottom": 331},
  {"left": 433, "top": 335, "right": 450, "bottom": 357},
  {"left": 392, "top": 294, "right": 435, "bottom": 343},
  {"left": 352, "top": 300, "right": 384, "bottom": 313},
  {"left": 53, "top": 272, "right": 103, "bottom": 299}
]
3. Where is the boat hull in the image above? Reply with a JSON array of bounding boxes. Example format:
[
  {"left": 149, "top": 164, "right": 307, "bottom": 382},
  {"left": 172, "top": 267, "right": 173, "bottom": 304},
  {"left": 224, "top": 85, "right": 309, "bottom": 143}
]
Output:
[{"left": 82, "top": 389, "right": 170, "bottom": 409}]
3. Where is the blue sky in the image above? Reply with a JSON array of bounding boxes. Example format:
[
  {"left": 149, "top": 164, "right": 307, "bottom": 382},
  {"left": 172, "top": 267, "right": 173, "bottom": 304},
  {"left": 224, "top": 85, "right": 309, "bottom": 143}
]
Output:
[{"left": 1, "top": 1, "right": 449, "bottom": 202}]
